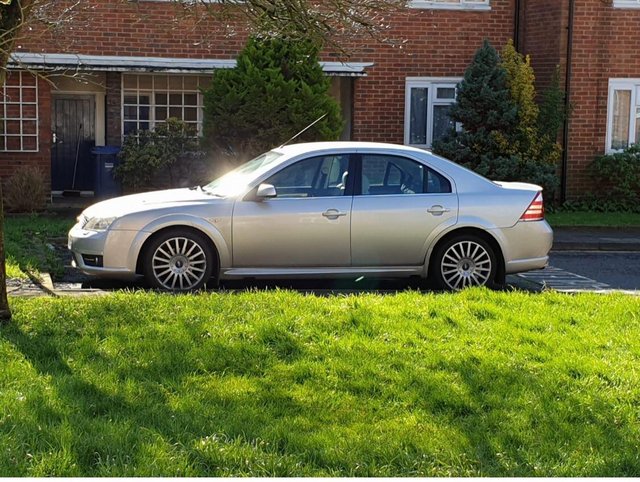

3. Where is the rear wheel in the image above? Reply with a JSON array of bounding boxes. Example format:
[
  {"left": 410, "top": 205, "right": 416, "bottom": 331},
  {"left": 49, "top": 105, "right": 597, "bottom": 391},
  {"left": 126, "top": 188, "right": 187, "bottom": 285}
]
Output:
[
  {"left": 433, "top": 235, "right": 497, "bottom": 290},
  {"left": 143, "top": 229, "right": 214, "bottom": 292}
]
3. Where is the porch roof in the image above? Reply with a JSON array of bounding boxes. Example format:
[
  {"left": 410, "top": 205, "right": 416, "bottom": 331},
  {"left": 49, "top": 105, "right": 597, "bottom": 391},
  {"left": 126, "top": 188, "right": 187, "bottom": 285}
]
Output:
[{"left": 10, "top": 53, "right": 374, "bottom": 77}]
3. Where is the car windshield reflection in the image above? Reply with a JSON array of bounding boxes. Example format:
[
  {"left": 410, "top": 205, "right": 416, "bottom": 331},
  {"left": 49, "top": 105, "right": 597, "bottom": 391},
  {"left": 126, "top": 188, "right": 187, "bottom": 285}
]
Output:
[{"left": 203, "top": 151, "right": 284, "bottom": 197}]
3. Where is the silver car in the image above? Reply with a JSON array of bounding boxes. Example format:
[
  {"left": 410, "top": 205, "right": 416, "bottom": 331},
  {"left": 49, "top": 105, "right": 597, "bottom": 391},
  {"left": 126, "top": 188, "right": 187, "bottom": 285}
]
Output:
[{"left": 68, "top": 142, "right": 553, "bottom": 291}]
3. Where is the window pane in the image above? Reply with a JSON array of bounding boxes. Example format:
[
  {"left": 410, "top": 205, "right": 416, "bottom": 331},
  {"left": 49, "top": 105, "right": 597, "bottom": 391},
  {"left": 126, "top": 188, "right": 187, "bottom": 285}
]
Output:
[
  {"left": 124, "top": 105, "right": 137, "bottom": 120},
  {"left": 361, "top": 155, "right": 425, "bottom": 195},
  {"left": 611, "top": 89, "right": 631, "bottom": 150},
  {"left": 123, "top": 75, "right": 137, "bottom": 89},
  {"left": 183, "top": 77, "right": 199, "bottom": 90},
  {"left": 425, "top": 168, "right": 452, "bottom": 194},
  {"left": 155, "top": 93, "right": 168, "bottom": 105},
  {"left": 266, "top": 157, "right": 324, "bottom": 198},
  {"left": 409, "top": 88, "right": 428, "bottom": 145},
  {"left": 138, "top": 76, "right": 152, "bottom": 90},
  {"left": 184, "top": 93, "right": 197, "bottom": 106},
  {"left": 154, "top": 75, "right": 168, "bottom": 90},
  {"left": 155, "top": 107, "right": 168, "bottom": 122},
  {"left": 169, "top": 93, "right": 182, "bottom": 106},
  {"left": 437, "top": 87, "right": 456, "bottom": 99},
  {"left": 123, "top": 95, "right": 138, "bottom": 105},
  {"left": 139, "top": 106, "right": 150, "bottom": 120},
  {"left": 184, "top": 107, "right": 197, "bottom": 122},
  {"left": 433, "top": 104, "right": 455, "bottom": 144},
  {"left": 124, "top": 122, "right": 137, "bottom": 135}
]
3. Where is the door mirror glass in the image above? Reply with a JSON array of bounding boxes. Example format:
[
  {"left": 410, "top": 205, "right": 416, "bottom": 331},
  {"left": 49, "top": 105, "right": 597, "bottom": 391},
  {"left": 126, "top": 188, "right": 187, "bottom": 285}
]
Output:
[{"left": 256, "top": 183, "right": 277, "bottom": 199}]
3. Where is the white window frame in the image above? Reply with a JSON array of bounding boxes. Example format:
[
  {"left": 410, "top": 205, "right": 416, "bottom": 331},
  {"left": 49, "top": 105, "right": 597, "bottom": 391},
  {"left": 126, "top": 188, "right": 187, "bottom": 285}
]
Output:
[
  {"left": 121, "top": 73, "right": 207, "bottom": 138},
  {"left": 409, "top": 0, "right": 490, "bottom": 10},
  {"left": 404, "top": 77, "right": 460, "bottom": 149},
  {"left": 0, "top": 71, "right": 39, "bottom": 153},
  {"left": 606, "top": 79, "right": 640, "bottom": 153},
  {"left": 613, "top": 0, "right": 640, "bottom": 8}
]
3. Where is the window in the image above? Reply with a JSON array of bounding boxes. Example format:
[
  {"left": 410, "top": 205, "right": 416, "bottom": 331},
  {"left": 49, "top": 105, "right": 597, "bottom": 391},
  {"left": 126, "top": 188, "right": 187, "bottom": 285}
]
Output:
[
  {"left": 607, "top": 80, "right": 640, "bottom": 151},
  {"left": 409, "top": 0, "right": 490, "bottom": 10},
  {"left": 613, "top": 0, "right": 640, "bottom": 8},
  {"left": 0, "top": 71, "right": 38, "bottom": 152},
  {"left": 360, "top": 155, "right": 451, "bottom": 195},
  {"left": 265, "top": 155, "right": 350, "bottom": 198},
  {"left": 405, "top": 78, "right": 460, "bottom": 148},
  {"left": 122, "top": 74, "right": 210, "bottom": 137}
]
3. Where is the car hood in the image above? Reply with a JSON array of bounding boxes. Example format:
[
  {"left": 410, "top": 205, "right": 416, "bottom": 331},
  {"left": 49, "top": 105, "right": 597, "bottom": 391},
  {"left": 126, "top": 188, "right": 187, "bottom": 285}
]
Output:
[{"left": 82, "top": 188, "right": 218, "bottom": 219}]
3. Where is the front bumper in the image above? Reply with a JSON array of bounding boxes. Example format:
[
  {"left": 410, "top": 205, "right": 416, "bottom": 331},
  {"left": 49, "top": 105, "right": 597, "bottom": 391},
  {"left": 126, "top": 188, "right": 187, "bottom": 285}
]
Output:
[{"left": 68, "top": 223, "right": 142, "bottom": 278}]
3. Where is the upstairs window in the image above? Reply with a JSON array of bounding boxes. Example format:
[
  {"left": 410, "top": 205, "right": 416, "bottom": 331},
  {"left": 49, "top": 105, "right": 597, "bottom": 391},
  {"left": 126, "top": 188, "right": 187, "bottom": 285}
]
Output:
[
  {"left": 607, "top": 80, "right": 640, "bottom": 152},
  {"left": 405, "top": 78, "right": 460, "bottom": 149},
  {"left": 409, "top": 0, "right": 490, "bottom": 10},
  {"left": 0, "top": 71, "right": 38, "bottom": 152}
]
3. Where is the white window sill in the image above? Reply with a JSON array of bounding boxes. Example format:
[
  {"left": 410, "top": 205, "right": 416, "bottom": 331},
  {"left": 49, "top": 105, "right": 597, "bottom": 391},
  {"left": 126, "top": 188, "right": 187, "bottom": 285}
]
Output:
[
  {"left": 408, "top": 1, "right": 491, "bottom": 10},
  {"left": 613, "top": 1, "right": 640, "bottom": 8}
]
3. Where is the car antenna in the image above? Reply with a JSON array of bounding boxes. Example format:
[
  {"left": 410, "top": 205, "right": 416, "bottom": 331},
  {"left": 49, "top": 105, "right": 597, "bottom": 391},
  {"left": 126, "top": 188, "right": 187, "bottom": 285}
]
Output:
[{"left": 278, "top": 113, "right": 327, "bottom": 149}]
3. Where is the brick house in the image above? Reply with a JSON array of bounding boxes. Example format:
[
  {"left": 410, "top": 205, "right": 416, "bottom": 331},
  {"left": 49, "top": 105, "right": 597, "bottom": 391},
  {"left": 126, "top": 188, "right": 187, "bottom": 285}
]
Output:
[{"left": 1, "top": 0, "right": 639, "bottom": 200}]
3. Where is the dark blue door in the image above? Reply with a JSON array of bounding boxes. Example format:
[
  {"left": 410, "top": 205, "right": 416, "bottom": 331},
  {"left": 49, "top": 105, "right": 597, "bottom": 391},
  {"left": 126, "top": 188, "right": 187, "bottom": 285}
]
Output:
[{"left": 51, "top": 95, "right": 96, "bottom": 191}]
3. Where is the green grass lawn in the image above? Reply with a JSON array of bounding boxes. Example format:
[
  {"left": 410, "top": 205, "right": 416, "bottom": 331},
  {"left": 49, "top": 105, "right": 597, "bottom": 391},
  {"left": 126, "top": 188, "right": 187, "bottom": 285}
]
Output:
[
  {"left": 4, "top": 214, "right": 76, "bottom": 279},
  {"left": 546, "top": 211, "right": 640, "bottom": 227},
  {"left": 1, "top": 289, "right": 639, "bottom": 476}
]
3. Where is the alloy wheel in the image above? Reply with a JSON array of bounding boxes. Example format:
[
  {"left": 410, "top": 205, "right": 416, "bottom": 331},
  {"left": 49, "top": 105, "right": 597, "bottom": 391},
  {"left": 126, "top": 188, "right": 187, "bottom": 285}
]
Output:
[
  {"left": 151, "top": 236, "right": 208, "bottom": 290},
  {"left": 440, "top": 240, "right": 493, "bottom": 290}
]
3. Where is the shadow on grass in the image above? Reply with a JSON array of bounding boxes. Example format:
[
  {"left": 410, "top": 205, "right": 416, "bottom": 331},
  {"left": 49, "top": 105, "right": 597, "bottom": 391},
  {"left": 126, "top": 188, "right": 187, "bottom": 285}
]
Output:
[{"left": 2, "top": 305, "right": 637, "bottom": 476}]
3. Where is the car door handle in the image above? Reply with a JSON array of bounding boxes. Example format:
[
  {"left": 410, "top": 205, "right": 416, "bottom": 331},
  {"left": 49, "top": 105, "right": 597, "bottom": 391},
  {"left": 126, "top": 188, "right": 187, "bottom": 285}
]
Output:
[
  {"left": 427, "top": 205, "right": 451, "bottom": 216},
  {"left": 322, "top": 209, "right": 348, "bottom": 219}
]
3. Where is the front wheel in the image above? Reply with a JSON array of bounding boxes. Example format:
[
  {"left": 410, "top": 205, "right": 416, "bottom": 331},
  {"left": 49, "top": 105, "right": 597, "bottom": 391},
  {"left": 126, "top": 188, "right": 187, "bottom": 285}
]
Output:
[
  {"left": 432, "top": 235, "right": 497, "bottom": 290},
  {"left": 143, "top": 229, "right": 215, "bottom": 292}
]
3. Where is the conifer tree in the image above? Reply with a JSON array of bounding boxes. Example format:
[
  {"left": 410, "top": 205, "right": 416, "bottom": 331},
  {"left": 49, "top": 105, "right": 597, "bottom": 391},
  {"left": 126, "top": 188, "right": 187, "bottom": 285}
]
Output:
[
  {"left": 202, "top": 36, "right": 344, "bottom": 164},
  {"left": 433, "top": 40, "right": 559, "bottom": 197},
  {"left": 432, "top": 39, "right": 519, "bottom": 180}
]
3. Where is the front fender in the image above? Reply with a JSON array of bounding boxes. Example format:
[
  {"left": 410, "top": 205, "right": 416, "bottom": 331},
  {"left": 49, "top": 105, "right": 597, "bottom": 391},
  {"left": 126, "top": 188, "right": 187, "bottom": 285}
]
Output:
[{"left": 127, "top": 214, "right": 232, "bottom": 271}]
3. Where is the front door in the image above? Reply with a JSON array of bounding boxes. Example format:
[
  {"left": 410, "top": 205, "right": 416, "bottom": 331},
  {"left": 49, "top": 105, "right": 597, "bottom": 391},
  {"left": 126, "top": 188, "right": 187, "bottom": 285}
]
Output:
[
  {"left": 51, "top": 95, "right": 96, "bottom": 191},
  {"left": 232, "top": 154, "right": 353, "bottom": 268}
]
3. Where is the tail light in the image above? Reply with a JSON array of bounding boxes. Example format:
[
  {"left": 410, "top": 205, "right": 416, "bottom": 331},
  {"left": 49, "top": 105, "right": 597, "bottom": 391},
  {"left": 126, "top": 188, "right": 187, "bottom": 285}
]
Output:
[{"left": 520, "top": 192, "right": 545, "bottom": 221}]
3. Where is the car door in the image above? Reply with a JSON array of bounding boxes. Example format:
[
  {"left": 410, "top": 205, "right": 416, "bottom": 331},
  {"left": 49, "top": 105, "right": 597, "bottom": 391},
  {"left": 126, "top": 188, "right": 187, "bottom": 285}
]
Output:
[
  {"left": 351, "top": 153, "right": 458, "bottom": 266},
  {"left": 232, "top": 154, "right": 353, "bottom": 268}
]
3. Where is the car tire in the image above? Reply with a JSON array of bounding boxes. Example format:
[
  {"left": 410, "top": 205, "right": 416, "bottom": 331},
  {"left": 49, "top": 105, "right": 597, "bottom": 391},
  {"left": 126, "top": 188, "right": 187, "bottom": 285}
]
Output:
[
  {"left": 143, "top": 229, "right": 215, "bottom": 292},
  {"left": 432, "top": 235, "right": 498, "bottom": 291}
]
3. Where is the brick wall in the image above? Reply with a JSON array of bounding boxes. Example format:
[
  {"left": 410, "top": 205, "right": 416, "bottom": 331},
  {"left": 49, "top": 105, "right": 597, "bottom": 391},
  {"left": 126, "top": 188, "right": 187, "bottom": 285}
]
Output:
[
  {"left": 18, "top": 0, "right": 248, "bottom": 60},
  {"left": 564, "top": 0, "right": 640, "bottom": 198},
  {"left": 521, "top": 0, "right": 568, "bottom": 92},
  {"left": 349, "top": 1, "right": 517, "bottom": 144},
  {"left": 105, "top": 72, "right": 121, "bottom": 146}
]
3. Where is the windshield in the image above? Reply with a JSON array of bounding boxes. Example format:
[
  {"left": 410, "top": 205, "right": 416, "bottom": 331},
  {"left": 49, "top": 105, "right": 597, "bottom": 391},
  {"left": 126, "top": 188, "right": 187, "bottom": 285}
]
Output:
[{"left": 203, "top": 150, "right": 284, "bottom": 197}]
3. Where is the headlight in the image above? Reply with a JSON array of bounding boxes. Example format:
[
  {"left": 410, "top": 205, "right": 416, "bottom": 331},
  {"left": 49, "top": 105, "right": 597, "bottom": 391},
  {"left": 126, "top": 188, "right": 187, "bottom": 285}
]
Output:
[{"left": 83, "top": 216, "right": 117, "bottom": 232}]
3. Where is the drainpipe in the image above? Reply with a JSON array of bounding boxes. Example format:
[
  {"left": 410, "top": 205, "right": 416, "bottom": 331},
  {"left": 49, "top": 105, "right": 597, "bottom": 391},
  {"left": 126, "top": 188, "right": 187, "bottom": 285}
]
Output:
[
  {"left": 513, "top": 0, "right": 522, "bottom": 51},
  {"left": 561, "top": 0, "right": 575, "bottom": 203}
]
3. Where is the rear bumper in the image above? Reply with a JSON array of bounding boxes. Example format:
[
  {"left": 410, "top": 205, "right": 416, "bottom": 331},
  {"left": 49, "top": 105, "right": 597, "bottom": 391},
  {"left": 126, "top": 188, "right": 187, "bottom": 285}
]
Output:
[{"left": 491, "top": 220, "right": 553, "bottom": 274}]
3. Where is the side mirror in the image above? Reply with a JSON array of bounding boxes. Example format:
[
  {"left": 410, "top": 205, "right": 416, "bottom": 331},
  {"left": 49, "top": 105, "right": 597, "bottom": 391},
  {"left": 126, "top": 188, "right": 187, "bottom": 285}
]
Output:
[{"left": 255, "top": 183, "right": 277, "bottom": 199}]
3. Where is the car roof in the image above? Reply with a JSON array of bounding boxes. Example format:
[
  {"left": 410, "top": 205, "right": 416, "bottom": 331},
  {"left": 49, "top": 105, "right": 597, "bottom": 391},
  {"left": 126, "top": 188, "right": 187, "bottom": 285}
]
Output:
[{"left": 273, "top": 141, "right": 432, "bottom": 157}]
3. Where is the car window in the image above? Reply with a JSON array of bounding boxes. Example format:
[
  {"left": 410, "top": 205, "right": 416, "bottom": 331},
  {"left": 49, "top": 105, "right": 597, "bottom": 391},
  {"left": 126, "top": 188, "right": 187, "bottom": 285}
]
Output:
[
  {"left": 265, "top": 155, "right": 350, "bottom": 198},
  {"left": 360, "top": 155, "right": 451, "bottom": 195}
]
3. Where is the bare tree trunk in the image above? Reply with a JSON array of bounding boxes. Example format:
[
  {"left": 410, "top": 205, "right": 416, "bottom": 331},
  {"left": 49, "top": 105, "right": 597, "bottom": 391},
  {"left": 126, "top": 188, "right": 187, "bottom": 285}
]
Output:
[{"left": 0, "top": 183, "right": 10, "bottom": 322}]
